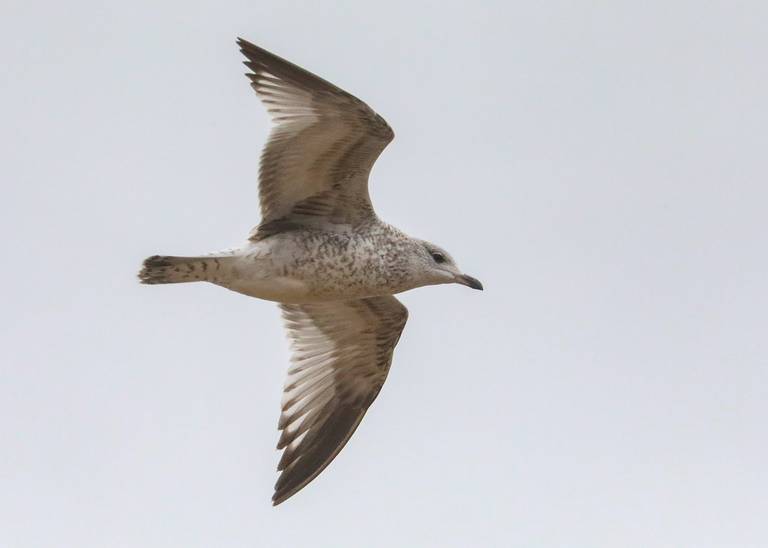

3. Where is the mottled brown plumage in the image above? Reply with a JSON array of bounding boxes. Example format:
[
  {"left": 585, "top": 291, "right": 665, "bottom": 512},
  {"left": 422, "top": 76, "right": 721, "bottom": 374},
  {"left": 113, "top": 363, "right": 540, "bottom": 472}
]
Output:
[{"left": 139, "top": 38, "right": 482, "bottom": 507}]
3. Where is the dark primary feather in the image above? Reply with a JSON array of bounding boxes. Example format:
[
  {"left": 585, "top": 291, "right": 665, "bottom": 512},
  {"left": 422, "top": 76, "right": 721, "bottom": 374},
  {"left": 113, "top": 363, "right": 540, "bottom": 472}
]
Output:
[
  {"left": 273, "top": 296, "right": 408, "bottom": 505},
  {"left": 237, "top": 38, "right": 394, "bottom": 238}
]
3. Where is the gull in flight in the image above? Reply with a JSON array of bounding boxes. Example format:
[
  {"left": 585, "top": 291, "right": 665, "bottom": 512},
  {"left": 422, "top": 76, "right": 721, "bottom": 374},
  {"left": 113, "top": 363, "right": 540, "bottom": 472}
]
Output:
[{"left": 139, "top": 38, "right": 483, "bottom": 505}]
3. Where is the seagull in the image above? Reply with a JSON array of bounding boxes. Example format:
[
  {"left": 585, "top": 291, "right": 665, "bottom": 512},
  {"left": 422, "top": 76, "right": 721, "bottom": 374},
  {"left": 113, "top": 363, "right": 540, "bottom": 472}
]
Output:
[{"left": 139, "top": 38, "right": 483, "bottom": 505}]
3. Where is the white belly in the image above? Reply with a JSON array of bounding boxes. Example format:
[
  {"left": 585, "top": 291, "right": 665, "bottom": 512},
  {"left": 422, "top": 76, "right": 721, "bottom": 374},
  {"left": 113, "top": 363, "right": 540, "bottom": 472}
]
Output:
[
  {"left": 221, "top": 274, "right": 314, "bottom": 303},
  {"left": 205, "top": 242, "right": 312, "bottom": 303}
]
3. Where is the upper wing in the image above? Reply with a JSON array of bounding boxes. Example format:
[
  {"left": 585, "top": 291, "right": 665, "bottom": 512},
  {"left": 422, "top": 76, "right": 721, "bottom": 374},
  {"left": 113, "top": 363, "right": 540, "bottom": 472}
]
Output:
[
  {"left": 237, "top": 38, "right": 394, "bottom": 237},
  {"left": 274, "top": 296, "right": 408, "bottom": 505}
]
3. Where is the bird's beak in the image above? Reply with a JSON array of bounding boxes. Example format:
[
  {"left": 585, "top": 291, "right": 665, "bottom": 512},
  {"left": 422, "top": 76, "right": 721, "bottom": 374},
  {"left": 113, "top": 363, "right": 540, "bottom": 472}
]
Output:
[{"left": 456, "top": 274, "right": 483, "bottom": 291}]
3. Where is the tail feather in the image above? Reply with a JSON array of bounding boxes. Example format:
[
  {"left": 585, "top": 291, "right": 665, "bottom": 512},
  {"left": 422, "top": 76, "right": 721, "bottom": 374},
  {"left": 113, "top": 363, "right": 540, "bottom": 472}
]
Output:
[{"left": 138, "top": 255, "right": 216, "bottom": 285}]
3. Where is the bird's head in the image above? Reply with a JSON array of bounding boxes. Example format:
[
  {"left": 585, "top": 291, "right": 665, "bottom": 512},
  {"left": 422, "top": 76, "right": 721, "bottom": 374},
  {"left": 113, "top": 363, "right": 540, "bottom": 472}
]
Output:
[{"left": 415, "top": 240, "right": 483, "bottom": 291}]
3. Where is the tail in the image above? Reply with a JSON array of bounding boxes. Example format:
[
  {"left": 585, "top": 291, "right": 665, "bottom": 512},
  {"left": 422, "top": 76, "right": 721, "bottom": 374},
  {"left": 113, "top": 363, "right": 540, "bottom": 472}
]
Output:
[{"left": 138, "top": 255, "right": 220, "bottom": 285}]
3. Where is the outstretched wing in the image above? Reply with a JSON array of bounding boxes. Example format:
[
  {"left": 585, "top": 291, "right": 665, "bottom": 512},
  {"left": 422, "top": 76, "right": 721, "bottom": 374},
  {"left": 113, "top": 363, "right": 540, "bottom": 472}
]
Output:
[
  {"left": 238, "top": 38, "right": 394, "bottom": 237},
  {"left": 274, "top": 296, "right": 408, "bottom": 505}
]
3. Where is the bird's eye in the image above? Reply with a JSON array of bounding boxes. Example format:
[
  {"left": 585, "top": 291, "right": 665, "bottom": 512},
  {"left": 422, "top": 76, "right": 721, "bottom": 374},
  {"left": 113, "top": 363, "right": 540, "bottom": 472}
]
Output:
[{"left": 431, "top": 252, "right": 446, "bottom": 264}]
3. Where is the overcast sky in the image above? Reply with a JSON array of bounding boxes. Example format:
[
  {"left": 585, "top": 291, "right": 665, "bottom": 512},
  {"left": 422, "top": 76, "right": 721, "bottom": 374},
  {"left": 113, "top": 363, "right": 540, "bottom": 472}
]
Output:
[{"left": 1, "top": 1, "right": 767, "bottom": 547}]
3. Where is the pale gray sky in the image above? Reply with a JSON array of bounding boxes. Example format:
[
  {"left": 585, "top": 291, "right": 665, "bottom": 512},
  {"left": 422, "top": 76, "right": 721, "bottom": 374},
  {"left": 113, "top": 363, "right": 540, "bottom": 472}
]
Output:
[{"left": 1, "top": 1, "right": 766, "bottom": 547}]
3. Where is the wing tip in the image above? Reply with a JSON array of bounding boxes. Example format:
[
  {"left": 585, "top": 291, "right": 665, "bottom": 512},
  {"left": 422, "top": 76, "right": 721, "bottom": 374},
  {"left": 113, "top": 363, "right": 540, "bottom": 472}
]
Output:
[
  {"left": 271, "top": 492, "right": 289, "bottom": 506},
  {"left": 237, "top": 37, "right": 260, "bottom": 58},
  {"left": 237, "top": 36, "right": 267, "bottom": 56},
  {"left": 272, "top": 479, "right": 303, "bottom": 506}
]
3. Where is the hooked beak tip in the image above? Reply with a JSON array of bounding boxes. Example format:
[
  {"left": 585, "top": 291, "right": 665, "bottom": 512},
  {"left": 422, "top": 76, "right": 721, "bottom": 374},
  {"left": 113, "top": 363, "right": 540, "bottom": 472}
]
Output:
[{"left": 457, "top": 274, "right": 483, "bottom": 291}]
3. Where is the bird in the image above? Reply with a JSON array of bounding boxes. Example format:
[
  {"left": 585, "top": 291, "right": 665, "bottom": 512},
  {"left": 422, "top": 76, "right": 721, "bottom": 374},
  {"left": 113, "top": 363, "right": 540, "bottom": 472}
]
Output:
[{"left": 139, "top": 37, "right": 483, "bottom": 505}]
